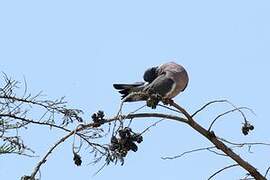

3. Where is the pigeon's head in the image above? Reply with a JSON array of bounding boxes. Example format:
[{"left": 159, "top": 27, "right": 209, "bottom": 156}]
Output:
[{"left": 143, "top": 66, "right": 158, "bottom": 83}]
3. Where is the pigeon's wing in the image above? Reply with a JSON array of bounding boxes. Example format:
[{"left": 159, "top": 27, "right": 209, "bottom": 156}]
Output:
[
  {"left": 143, "top": 74, "right": 174, "bottom": 97},
  {"left": 113, "top": 82, "right": 146, "bottom": 101},
  {"left": 113, "top": 82, "right": 144, "bottom": 90}
]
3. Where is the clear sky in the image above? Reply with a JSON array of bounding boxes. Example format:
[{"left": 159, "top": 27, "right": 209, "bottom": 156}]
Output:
[{"left": 1, "top": 0, "right": 270, "bottom": 179}]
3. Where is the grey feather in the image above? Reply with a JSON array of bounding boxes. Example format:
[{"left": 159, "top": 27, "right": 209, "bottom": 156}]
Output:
[
  {"left": 113, "top": 82, "right": 146, "bottom": 101},
  {"left": 143, "top": 74, "right": 174, "bottom": 97}
]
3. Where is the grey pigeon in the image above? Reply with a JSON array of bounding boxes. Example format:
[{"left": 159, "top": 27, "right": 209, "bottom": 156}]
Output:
[{"left": 113, "top": 62, "right": 189, "bottom": 102}]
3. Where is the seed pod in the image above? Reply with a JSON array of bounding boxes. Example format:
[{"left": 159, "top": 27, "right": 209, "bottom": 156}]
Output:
[
  {"left": 129, "top": 142, "right": 138, "bottom": 152},
  {"left": 119, "top": 129, "right": 127, "bottom": 138},
  {"left": 242, "top": 126, "right": 249, "bottom": 135},
  {"left": 73, "top": 152, "right": 82, "bottom": 166},
  {"left": 91, "top": 113, "right": 97, "bottom": 119},
  {"left": 136, "top": 135, "right": 143, "bottom": 143},
  {"left": 111, "top": 136, "right": 118, "bottom": 144},
  {"left": 97, "top": 110, "right": 105, "bottom": 119},
  {"left": 109, "top": 144, "right": 120, "bottom": 151}
]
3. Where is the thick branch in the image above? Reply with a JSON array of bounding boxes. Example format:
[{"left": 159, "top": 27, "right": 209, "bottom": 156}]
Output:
[{"left": 171, "top": 102, "right": 266, "bottom": 180}]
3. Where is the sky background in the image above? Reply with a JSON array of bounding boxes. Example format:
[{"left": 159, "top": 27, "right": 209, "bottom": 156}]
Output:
[{"left": 1, "top": 0, "right": 270, "bottom": 179}]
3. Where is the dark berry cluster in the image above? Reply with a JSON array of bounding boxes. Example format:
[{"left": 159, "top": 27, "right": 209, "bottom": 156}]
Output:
[
  {"left": 109, "top": 127, "right": 143, "bottom": 158},
  {"left": 242, "top": 122, "right": 254, "bottom": 135},
  {"left": 91, "top": 110, "right": 105, "bottom": 127}
]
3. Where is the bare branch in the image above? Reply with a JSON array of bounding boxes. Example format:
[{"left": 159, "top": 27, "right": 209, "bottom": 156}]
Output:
[
  {"left": 192, "top": 99, "right": 228, "bottom": 117},
  {"left": 0, "top": 114, "right": 72, "bottom": 132},
  {"left": 264, "top": 166, "right": 270, "bottom": 178},
  {"left": 192, "top": 100, "right": 254, "bottom": 128},
  {"left": 140, "top": 119, "right": 164, "bottom": 135},
  {"left": 162, "top": 146, "right": 217, "bottom": 160},
  {"left": 206, "top": 148, "right": 227, "bottom": 157},
  {"left": 219, "top": 138, "right": 270, "bottom": 148},
  {"left": 29, "top": 127, "right": 78, "bottom": 179},
  {"left": 105, "top": 113, "right": 188, "bottom": 124},
  {"left": 208, "top": 164, "right": 239, "bottom": 180},
  {"left": 170, "top": 101, "right": 266, "bottom": 180},
  {"left": 208, "top": 107, "right": 255, "bottom": 131}
]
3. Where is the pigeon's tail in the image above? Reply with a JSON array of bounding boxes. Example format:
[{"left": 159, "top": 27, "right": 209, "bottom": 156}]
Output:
[{"left": 113, "top": 82, "right": 147, "bottom": 102}]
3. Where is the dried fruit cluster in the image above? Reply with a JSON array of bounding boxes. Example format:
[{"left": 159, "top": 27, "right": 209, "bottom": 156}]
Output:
[
  {"left": 91, "top": 110, "right": 105, "bottom": 127},
  {"left": 242, "top": 122, "right": 254, "bottom": 135},
  {"left": 109, "top": 127, "right": 143, "bottom": 158}
]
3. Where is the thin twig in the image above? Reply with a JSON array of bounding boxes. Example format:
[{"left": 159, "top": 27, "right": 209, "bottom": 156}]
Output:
[
  {"left": 0, "top": 114, "right": 71, "bottom": 133},
  {"left": 162, "top": 146, "right": 217, "bottom": 160},
  {"left": 208, "top": 107, "right": 255, "bottom": 131},
  {"left": 207, "top": 148, "right": 227, "bottom": 157},
  {"left": 192, "top": 100, "right": 228, "bottom": 117},
  {"left": 140, "top": 119, "right": 164, "bottom": 135},
  {"left": 264, "top": 166, "right": 270, "bottom": 178},
  {"left": 219, "top": 138, "right": 270, "bottom": 147},
  {"left": 208, "top": 164, "right": 239, "bottom": 180},
  {"left": 170, "top": 102, "right": 266, "bottom": 180},
  {"left": 29, "top": 124, "right": 93, "bottom": 179},
  {"left": 126, "top": 105, "right": 146, "bottom": 127}
]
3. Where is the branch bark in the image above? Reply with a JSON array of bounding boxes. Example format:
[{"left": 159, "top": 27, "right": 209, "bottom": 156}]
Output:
[{"left": 171, "top": 102, "right": 266, "bottom": 180}]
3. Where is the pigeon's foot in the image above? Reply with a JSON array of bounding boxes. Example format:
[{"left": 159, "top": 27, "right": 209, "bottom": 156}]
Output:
[
  {"left": 146, "top": 94, "right": 162, "bottom": 109},
  {"left": 162, "top": 98, "right": 174, "bottom": 106}
]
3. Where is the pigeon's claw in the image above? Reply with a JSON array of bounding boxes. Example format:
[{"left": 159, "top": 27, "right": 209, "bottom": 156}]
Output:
[{"left": 162, "top": 98, "right": 174, "bottom": 106}]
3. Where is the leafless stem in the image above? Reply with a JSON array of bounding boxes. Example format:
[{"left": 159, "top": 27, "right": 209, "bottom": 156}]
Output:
[
  {"left": 208, "top": 107, "right": 255, "bottom": 131},
  {"left": 30, "top": 128, "right": 77, "bottom": 179},
  {"left": 170, "top": 102, "right": 266, "bottom": 180},
  {"left": 162, "top": 146, "right": 217, "bottom": 160},
  {"left": 264, "top": 166, "right": 270, "bottom": 178},
  {"left": 208, "top": 164, "right": 239, "bottom": 180},
  {"left": 219, "top": 137, "right": 270, "bottom": 148},
  {"left": 140, "top": 119, "right": 164, "bottom": 135},
  {"left": 192, "top": 99, "right": 228, "bottom": 117}
]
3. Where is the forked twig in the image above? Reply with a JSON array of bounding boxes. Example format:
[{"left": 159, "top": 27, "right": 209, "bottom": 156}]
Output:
[{"left": 208, "top": 107, "right": 254, "bottom": 131}]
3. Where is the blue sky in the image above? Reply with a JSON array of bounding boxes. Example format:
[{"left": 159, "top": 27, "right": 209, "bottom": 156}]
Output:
[{"left": 1, "top": 0, "right": 270, "bottom": 179}]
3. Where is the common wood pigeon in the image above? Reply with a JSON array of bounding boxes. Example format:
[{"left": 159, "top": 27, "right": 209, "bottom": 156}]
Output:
[{"left": 113, "top": 62, "right": 189, "bottom": 102}]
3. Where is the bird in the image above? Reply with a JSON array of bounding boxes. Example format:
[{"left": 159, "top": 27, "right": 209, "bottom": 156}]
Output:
[{"left": 113, "top": 62, "right": 189, "bottom": 102}]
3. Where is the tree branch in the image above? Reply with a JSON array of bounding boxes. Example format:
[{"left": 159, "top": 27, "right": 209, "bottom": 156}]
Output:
[
  {"left": 208, "top": 107, "right": 254, "bottom": 131},
  {"left": 171, "top": 102, "right": 267, "bottom": 180},
  {"left": 27, "top": 100, "right": 267, "bottom": 180},
  {"left": 27, "top": 112, "right": 188, "bottom": 179},
  {"left": 162, "top": 146, "right": 218, "bottom": 160},
  {"left": 208, "top": 164, "right": 239, "bottom": 180}
]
